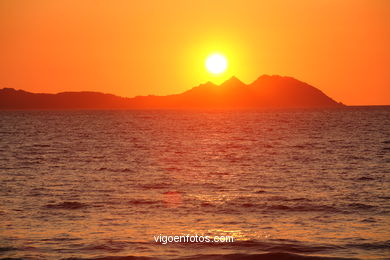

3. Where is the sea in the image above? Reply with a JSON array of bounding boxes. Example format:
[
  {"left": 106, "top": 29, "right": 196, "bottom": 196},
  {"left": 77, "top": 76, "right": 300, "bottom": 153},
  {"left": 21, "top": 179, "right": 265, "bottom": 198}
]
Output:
[{"left": 0, "top": 107, "right": 389, "bottom": 260}]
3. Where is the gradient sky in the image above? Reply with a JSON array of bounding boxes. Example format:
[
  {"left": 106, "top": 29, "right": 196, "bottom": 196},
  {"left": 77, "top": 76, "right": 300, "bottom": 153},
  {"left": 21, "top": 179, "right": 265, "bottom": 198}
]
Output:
[{"left": 0, "top": 0, "right": 389, "bottom": 105}]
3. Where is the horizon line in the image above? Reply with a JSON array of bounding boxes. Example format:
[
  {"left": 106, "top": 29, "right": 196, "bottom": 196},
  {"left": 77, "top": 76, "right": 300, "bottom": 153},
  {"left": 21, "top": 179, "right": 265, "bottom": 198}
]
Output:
[{"left": 1, "top": 75, "right": 389, "bottom": 106}]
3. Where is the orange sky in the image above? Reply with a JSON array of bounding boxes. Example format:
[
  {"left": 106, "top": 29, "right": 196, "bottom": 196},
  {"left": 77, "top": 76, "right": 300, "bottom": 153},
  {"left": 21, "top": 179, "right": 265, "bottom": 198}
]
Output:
[{"left": 0, "top": 0, "right": 389, "bottom": 105}]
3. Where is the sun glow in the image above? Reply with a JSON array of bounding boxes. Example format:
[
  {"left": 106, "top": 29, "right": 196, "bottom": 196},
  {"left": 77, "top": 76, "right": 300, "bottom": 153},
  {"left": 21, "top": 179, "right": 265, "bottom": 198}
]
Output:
[{"left": 205, "top": 54, "right": 228, "bottom": 74}]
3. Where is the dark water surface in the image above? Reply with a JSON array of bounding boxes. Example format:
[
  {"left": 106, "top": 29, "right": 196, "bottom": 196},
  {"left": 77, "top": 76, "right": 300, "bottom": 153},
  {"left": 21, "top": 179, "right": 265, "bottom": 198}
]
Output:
[{"left": 0, "top": 107, "right": 389, "bottom": 259}]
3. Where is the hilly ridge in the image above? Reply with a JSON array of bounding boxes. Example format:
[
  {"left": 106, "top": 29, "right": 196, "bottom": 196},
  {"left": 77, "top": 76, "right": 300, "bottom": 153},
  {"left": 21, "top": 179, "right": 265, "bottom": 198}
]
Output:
[{"left": 0, "top": 75, "right": 344, "bottom": 109}]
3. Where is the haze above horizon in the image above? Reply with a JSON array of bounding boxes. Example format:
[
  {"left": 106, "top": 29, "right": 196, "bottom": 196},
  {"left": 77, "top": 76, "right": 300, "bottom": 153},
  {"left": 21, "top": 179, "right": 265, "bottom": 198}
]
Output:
[{"left": 0, "top": 0, "right": 389, "bottom": 105}]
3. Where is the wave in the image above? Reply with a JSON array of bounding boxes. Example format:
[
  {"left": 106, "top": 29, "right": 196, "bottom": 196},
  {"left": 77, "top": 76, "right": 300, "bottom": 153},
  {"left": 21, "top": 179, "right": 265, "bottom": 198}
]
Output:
[
  {"left": 42, "top": 197, "right": 379, "bottom": 214},
  {"left": 61, "top": 252, "right": 359, "bottom": 260},
  {"left": 345, "top": 241, "right": 390, "bottom": 250},
  {"left": 217, "top": 240, "right": 342, "bottom": 254},
  {"left": 61, "top": 240, "right": 347, "bottom": 256},
  {"left": 96, "top": 167, "right": 134, "bottom": 173},
  {"left": 140, "top": 183, "right": 171, "bottom": 189},
  {"left": 356, "top": 176, "right": 375, "bottom": 181},
  {"left": 347, "top": 203, "right": 376, "bottom": 210},
  {"left": 5, "top": 239, "right": 385, "bottom": 260},
  {"left": 190, "top": 195, "right": 381, "bottom": 214},
  {"left": 218, "top": 198, "right": 341, "bottom": 213},
  {"left": 0, "top": 247, "right": 17, "bottom": 252},
  {"left": 44, "top": 201, "right": 88, "bottom": 210},
  {"left": 127, "top": 199, "right": 159, "bottom": 205},
  {"left": 183, "top": 252, "right": 358, "bottom": 260}
]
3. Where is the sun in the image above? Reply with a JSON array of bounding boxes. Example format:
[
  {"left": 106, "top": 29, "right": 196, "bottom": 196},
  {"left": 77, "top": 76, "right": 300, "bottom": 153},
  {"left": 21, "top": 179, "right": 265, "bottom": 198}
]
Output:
[{"left": 205, "top": 54, "right": 227, "bottom": 74}]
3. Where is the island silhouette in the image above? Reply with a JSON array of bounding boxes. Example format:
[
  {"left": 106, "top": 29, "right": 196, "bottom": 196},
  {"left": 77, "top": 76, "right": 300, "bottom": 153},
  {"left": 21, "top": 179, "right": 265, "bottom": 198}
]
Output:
[{"left": 0, "top": 75, "right": 344, "bottom": 109}]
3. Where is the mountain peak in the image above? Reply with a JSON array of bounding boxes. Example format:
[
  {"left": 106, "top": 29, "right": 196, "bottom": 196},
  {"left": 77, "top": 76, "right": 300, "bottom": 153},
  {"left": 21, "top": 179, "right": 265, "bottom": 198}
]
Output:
[{"left": 220, "top": 76, "right": 246, "bottom": 87}]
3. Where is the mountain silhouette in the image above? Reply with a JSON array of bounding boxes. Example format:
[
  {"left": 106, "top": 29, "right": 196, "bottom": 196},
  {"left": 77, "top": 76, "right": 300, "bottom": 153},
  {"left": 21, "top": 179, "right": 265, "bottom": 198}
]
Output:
[{"left": 0, "top": 75, "right": 344, "bottom": 109}]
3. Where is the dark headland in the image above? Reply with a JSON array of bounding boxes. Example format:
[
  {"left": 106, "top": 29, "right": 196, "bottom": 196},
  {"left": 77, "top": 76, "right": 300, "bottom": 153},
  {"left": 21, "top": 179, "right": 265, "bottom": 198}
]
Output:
[{"left": 0, "top": 75, "right": 344, "bottom": 109}]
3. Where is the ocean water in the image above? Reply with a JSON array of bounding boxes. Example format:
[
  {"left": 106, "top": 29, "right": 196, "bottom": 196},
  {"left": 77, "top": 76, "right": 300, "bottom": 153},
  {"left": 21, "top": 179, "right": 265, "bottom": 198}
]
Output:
[{"left": 0, "top": 107, "right": 389, "bottom": 260}]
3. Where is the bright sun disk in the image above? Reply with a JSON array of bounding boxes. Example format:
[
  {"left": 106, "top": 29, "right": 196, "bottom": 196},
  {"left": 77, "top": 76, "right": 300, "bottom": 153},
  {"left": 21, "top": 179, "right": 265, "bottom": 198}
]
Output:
[{"left": 205, "top": 54, "right": 227, "bottom": 74}]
